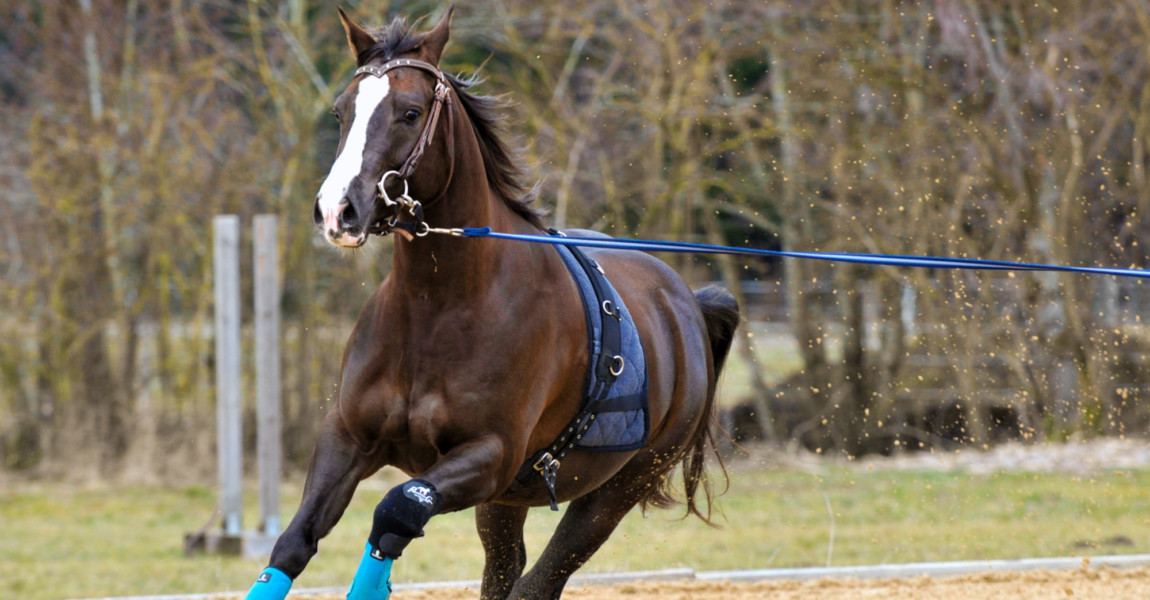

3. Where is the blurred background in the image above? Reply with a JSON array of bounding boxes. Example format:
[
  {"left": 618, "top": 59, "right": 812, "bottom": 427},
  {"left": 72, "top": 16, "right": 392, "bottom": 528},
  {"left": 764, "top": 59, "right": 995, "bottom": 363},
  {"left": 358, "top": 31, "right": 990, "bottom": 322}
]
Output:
[
  {"left": 2, "top": 0, "right": 1149, "bottom": 482},
  {"left": 10, "top": 2, "right": 1150, "bottom": 598}
]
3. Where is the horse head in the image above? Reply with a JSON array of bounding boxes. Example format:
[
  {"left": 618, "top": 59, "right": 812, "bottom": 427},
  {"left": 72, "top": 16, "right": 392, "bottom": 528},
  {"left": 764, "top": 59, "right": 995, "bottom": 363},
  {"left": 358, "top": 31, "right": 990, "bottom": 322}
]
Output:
[{"left": 313, "top": 6, "right": 455, "bottom": 247}]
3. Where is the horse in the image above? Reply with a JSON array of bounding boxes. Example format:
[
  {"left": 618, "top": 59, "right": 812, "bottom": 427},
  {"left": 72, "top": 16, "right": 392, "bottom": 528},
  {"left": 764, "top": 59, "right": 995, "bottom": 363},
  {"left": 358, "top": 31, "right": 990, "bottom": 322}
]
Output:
[{"left": 244, "top": 6, "right": 740, "bottom": 600}]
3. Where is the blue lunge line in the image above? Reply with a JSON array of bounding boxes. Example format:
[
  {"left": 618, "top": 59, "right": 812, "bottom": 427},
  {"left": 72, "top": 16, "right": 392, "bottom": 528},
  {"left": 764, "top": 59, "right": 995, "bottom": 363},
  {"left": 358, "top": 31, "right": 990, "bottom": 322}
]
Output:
[{"left": 457, "top": 227, "right": 1150, "bottom": 279}]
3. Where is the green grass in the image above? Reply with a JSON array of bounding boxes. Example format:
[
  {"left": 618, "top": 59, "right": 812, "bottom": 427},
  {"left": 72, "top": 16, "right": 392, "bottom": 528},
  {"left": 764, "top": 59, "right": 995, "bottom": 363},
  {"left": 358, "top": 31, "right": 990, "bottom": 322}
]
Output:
[{"left": 3, "top": 462, "right": 1150, "bottom": 599}]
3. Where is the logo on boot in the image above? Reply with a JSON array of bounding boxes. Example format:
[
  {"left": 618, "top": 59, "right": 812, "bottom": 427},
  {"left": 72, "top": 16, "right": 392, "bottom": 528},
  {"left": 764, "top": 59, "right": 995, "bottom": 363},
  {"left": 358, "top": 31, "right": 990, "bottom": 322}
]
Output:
[
  {"left": 404, "top": 482, "right": 435, "bottom": 506},
  {"left": 257, "top": 573, "right": 271, "bottom": 583}
]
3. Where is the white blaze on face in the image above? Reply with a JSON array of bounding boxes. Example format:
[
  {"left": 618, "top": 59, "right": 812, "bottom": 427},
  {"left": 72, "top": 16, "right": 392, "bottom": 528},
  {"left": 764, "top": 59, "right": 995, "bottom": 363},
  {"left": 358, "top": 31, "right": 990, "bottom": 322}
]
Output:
[{"left": 316, "top": 75, "right": 391, "bottom": 238}]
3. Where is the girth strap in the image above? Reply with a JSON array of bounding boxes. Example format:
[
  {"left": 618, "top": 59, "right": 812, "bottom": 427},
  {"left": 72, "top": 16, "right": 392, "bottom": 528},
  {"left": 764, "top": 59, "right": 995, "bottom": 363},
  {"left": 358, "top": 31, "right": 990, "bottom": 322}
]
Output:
[
  {"left": 563, "top": 236, "right": 625, "bottom": 403},
  {"left": 512, "top": 234, "right": 626, "bottom": 510}
]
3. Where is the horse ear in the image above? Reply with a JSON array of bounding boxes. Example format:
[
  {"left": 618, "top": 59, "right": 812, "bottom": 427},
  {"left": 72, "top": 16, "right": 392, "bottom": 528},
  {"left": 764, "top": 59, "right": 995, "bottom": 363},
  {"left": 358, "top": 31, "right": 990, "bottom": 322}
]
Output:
[
  {"left": 420, "top": 5, "right": 454, "bottom": 65},
  {"left": 338, "top": 6, "right": 376, "bottom": 64}
]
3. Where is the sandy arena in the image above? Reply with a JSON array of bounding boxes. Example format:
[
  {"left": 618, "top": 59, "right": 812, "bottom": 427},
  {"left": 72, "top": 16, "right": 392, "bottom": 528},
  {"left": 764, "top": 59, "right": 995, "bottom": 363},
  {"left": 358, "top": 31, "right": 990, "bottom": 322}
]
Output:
[{"left": 249, "top": 566, "right": 1150, "bottom": 600}]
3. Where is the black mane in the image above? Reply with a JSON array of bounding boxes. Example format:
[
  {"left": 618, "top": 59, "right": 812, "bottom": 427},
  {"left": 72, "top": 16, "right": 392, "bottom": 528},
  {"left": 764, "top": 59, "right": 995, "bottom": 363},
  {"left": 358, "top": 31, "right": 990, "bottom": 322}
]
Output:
[
  {"left": 358, "top": 18, "right": 545, "bottom": 229},
  {"left": 356, "top": 18, "right": 422, "bottom": 66}
]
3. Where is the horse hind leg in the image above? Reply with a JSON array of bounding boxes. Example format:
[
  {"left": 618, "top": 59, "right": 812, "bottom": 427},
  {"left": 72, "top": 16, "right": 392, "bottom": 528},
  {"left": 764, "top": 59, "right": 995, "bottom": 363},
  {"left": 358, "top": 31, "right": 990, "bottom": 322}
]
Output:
[
  {"left": 505, "top": 475, "right": 653, "bottom": 600},
  {"left": 476, "top": 503, "right": 529, "bottom": 600},
  {"left": 244, "top": 414, "right": 375, "bottom": 599}
]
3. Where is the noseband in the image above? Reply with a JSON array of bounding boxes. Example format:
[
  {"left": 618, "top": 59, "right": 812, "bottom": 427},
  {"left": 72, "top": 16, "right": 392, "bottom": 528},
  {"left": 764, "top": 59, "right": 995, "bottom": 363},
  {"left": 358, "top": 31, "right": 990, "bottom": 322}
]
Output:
[{"left": 355, "top": 58, "right": 456, "bottom": 237}]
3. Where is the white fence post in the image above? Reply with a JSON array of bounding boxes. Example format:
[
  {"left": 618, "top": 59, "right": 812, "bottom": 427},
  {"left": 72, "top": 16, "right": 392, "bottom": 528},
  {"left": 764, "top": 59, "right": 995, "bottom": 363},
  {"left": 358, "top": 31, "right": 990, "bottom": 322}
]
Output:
[
  {"left": 254, "top": 214, "right": 282, "bottom": 537},
  {"left": 213, "top": 215, "right": 243, "bottom": 537}
]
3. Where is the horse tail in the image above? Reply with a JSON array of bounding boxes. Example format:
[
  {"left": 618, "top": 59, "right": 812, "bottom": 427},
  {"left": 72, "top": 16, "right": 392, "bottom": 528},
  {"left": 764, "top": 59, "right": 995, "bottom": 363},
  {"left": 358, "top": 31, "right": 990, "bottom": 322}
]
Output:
[
  {"left": 695, "top": 285, "right": 740, "bottom": 376},
  {"left": 643, "top": 285, "right": 740, "bottom": 525}
]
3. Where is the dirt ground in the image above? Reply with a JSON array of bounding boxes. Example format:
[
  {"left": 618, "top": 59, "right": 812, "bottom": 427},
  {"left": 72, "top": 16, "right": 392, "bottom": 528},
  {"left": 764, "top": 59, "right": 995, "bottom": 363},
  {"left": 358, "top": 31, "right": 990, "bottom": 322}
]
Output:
[{"left": 271, "top": 566, "right": 1150, "bottom": 600}]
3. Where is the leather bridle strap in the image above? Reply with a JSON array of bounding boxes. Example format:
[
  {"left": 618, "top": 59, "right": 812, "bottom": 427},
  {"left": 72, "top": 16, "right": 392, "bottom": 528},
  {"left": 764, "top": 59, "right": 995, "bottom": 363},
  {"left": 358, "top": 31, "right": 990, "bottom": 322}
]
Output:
[{"left": 354, "top": 58, "right": 456, "bottom": 210}]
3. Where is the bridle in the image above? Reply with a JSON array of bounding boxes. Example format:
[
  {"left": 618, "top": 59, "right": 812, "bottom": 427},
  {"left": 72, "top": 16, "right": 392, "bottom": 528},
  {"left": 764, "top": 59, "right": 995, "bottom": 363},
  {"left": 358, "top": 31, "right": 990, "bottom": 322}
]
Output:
[{"left": 354, "top": 57, "right": 456, "bottom": 237}]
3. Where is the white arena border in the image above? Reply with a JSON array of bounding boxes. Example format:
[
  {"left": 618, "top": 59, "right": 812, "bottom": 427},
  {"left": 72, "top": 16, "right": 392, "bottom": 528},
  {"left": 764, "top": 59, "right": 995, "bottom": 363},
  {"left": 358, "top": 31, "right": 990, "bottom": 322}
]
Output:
[{"left": 76, "top": 554, "right": 1150, "bottom": 599}]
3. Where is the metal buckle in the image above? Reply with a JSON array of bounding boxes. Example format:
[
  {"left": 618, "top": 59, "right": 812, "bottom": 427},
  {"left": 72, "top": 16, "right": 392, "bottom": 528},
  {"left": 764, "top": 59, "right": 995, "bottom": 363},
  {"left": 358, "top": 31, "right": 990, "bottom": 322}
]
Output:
[
  {"left": 533, "top": 452, "right": 560, "bottom": 473},
  {"left": 534, "top": 451, "right": 561, "bottom": 511}
]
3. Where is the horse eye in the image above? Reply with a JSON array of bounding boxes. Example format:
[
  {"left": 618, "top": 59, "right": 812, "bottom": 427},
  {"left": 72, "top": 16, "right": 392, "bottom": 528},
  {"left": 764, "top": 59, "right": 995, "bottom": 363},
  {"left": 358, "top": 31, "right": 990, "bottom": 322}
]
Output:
[{"left": 403, "top": 109, "right": 420, "bottom": 122}]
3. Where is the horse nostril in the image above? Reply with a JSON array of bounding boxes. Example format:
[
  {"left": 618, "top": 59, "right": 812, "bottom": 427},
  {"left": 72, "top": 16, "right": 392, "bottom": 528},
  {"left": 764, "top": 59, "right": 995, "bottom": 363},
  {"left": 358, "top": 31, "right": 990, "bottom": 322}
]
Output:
[
  {"left": 339, "top": 199, "right": 359, "bottom": 229},
  {"left": 313, "top": 200, "right": 323, "bottom": 227}
]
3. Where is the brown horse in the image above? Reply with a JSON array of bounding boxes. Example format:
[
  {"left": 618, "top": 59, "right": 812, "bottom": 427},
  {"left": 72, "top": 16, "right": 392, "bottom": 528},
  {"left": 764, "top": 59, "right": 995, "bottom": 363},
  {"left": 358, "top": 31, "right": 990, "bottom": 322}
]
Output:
[{"left": 244, "top": 7, "right": 739, "bottom": 600}]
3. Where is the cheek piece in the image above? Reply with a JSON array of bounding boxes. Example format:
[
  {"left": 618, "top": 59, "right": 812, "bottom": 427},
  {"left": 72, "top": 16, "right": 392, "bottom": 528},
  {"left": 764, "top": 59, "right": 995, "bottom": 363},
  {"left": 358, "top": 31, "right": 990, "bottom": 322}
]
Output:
[{"left": 347, "top": 479, "right": 444, "bottom": 600}]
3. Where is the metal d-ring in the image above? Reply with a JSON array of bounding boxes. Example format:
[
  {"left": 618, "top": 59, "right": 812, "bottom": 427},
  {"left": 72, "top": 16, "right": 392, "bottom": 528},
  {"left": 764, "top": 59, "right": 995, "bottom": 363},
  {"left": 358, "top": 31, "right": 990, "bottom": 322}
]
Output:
[
  {"left": 378, "top": 170, "right": 408, "bottom": 207},
  {"left": 415, "top": 222, "right": 431, "bottom": 237},
  {"left": 609, "top": 355, "right": 625, "bottom": 377},
  {"left": 602, "top": 299, "right": 622, "bottom": 321}
]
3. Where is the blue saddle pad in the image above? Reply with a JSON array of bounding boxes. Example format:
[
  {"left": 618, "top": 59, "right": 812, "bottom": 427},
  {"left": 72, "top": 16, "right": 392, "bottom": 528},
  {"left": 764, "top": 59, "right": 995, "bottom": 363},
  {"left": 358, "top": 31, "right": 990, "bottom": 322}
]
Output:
[{"left": 553, "top": 243, "right": 650, "bottom": 452}]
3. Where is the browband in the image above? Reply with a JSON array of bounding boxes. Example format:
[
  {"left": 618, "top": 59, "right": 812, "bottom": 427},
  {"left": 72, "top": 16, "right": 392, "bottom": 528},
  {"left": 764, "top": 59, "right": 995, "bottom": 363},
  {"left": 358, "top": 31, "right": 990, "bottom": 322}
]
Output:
[{"left": 355, "top": 58, "right": 447, "bottom": 84}]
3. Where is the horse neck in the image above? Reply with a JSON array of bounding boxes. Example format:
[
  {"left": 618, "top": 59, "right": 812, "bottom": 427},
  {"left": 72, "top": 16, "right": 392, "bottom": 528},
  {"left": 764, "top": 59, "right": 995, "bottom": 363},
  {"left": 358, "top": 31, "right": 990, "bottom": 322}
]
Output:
[{"left": 389, "top": 108, "right": 530, "bottom": 301}]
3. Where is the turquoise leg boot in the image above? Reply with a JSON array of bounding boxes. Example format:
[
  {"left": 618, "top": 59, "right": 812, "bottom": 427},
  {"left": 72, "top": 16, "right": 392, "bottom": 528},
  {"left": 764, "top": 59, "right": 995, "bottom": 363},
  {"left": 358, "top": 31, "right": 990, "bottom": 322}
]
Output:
[
  {"left": 346, "top": 543, "right": 394, "bottom": 600},
  {"left": 243, "top": 567, "right": 292, "bottom": 600}
]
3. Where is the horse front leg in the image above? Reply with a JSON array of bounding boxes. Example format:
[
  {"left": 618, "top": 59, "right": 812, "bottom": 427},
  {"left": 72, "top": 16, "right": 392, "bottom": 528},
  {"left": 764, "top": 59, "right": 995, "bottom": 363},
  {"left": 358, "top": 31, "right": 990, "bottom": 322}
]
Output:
[
  {"left": 342, "top": 434, "right": 509, "bottom": 600},
  {"left": 244, "top": 414, "right": 375, "bottom": 600}
]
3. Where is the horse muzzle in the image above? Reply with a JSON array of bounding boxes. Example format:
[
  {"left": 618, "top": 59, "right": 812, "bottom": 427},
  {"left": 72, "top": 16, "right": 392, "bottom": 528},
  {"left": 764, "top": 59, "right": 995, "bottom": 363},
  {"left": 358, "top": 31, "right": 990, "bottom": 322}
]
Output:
[{"left": 313, "top": 194, "right": 370, "bottom": 248}]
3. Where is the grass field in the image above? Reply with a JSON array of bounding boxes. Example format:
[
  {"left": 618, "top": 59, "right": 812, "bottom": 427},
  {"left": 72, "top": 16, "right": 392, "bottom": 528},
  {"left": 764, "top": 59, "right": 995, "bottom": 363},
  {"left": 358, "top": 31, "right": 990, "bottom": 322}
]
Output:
[{"left": 3, "top": 455, "right": 1150, "bottom": 600}]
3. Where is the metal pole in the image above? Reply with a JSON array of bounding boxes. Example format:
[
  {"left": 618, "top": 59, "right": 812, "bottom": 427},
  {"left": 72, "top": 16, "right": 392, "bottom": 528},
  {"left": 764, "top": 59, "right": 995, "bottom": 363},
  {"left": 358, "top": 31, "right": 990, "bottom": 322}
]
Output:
[
  {"left": 213, "top": 215, "right": 243, "bottom": 536},
  {"left": 253, "top": 215, "right": 282, "bottom": 536}
]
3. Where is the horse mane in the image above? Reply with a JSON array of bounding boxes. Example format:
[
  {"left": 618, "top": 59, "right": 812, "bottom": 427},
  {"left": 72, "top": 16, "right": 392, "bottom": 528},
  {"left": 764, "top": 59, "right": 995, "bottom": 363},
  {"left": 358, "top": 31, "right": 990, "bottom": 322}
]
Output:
[{"left": 358, "top": 18, "right": 546, "bottom": 229}]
